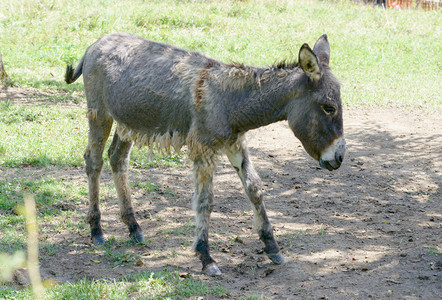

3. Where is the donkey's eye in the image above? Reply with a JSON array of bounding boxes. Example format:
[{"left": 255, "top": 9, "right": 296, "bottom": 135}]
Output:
[{"left": 321, "top": 105, "right": 336, "bottom": 115}]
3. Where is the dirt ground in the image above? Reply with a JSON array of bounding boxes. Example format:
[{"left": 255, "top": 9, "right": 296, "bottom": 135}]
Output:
[{"left": 3, "top": 88, "right": 441, "bottom": 299}]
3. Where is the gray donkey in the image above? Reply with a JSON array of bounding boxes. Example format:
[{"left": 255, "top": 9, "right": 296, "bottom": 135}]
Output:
[{"left": 65, "top": 33, "right": 345, "bottom": 275}]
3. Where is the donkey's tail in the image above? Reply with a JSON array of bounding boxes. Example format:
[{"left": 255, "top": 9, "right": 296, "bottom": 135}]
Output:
[{"left": 65, "top": 56, "right": 84, "bottom": 84}]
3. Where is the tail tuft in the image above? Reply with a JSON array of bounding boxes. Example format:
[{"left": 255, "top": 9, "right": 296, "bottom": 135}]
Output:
[{"left": 65, "top": 65, "right": 75, "bottom": 84}]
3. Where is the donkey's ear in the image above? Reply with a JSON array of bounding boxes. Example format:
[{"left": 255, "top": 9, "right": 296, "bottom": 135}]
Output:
[
  {"left": 313, "top": 34, "right": 330, "bottom": 66},
  {"left": 299, "top": 43, "right": 321, "bottom": 82}
]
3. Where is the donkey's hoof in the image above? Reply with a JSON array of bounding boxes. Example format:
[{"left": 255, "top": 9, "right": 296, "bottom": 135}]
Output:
[
  {"left": 267, "top": 252, "right": 286, "bottom": 265},
  {"left": 203, "top": 264, "right": 222, "bottom": 276},
  {"left": 92, "top": 236, "right": 105, "bottom": 246},
  {"left": 131, "top": 232, "right": 145, "bottom": 244}
]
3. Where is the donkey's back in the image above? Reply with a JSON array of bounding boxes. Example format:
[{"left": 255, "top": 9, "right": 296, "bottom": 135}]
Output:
[{"left": 67, "top": 33, "right": 217, "bottom": 145}]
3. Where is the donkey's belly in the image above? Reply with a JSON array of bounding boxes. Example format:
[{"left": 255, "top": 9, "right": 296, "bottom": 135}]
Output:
[{"left": 105, "top": 85, "right": 192, "bottom": 152}]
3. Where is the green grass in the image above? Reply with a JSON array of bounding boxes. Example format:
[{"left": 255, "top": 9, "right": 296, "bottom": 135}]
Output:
[
  {"left": 0, "top": 176, "right": 84, "bottom": 213},
  {"left": 0, "top": 269, "right": 228, "bottom": 299},
  {"left": 0, "top": 101, "right": 87, "bottom": 167},
  {"left": 0, "top": 0, "right": 440, "bottom": 107},
  {"left": 0, "top": 101, "right": 185, "bottom": 168},
  {"left": 0, "top": 176, "right": 85, "bottom": 254}
]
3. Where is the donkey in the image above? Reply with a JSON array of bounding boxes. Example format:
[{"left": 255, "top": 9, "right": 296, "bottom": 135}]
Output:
[{"left": 65, "top": 33, "right": 345, "bottom": 275}]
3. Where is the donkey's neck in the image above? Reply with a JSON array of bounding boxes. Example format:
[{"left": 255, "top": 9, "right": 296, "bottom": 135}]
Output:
[{"left": 225, "top": 67, "right": 307, "bottom": 133}]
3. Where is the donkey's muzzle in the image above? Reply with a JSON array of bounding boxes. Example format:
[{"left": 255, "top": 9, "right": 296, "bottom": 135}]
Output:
[
  {"left": 319, "top": 157, "right": 341, "bottom": 171},
  {"left": 319, "top": 137, "right": 346, "bottom": 171}
]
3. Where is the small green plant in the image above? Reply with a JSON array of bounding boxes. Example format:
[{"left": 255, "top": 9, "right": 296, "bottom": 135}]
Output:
[
  {"left": 40, "top": 243, "right": 59, "bottom": 257},
  {"left": 318, "top": 225, "right": 327, "bottom": 236},
  {"left": 427, "top": 247, "right": 442, "bottom": 256},
  {"left": 131, "top": 179, "right": 160, "bottom": 192},
  {"left": 166, "top": 218, "right": 195, "bottom": 236},
  {"left": 104, "top": 247, "right": 137, "bottom": 268},
  {"left": 240, "top": 291, "right": 271, "bottom": 300},
  {"left": 277, "top": 230, "right": 310, "bottom": 239}
]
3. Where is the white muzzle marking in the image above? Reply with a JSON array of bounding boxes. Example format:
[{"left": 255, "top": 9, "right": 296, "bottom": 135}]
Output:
[{"left": 320, "top": 136, "right": 346, "bottom": 170}]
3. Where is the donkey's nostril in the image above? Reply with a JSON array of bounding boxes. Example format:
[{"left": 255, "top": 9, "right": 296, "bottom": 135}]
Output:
[
  {"left": 337, "top": 155, "right": 343, "bottom": 164},
  {"left": 335, "top": 149, "right": 344, "bottom": 164}
]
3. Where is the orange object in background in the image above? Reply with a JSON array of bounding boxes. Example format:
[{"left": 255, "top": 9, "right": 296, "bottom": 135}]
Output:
[{"left": 385, "top": 0, "right": 440, "bottom": 9}]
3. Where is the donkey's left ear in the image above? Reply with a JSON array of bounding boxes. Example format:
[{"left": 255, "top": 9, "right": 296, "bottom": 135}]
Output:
[
  {"left": 313, "top": 34, "right": 330, "bottom": 66},
  {"left": 299, "top": 43, "right": 321, "bottom": 82}
]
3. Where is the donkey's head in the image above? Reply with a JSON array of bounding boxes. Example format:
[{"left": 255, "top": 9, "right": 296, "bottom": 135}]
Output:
[{"left": 286, "top": 34, "right": 345, "bottom": 171}]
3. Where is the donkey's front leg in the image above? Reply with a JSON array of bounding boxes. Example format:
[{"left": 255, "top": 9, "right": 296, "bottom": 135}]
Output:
[
  {"left": 108, "top": 132, "right": 144, "bottom": 244},
  {"left": 225, "top": 141, "right": 286, "bottom": 265},
  {"left": 192, "top": 156, "right": 220, "bottom": 276}
]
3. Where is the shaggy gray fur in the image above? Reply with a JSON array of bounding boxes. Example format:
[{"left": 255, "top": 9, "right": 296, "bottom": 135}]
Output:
[{"left": 65, "top": 33, "right": 345, "bottom": 275}]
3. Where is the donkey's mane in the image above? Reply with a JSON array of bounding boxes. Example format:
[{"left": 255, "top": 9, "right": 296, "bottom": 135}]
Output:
[
  {"left": 221, "top": 58, "right": 299, "bottom": 88},
  {"left": 273, "top": 59, "right": 299, "bottom": 70},
  {"left": 226, "top": 59, "right": 299, "bottom": 72}
]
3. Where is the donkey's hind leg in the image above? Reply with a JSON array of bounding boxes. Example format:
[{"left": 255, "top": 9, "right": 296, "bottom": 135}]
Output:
[
  {"left": 225, "top": 140, "right": 285, "bottom": 265},
  {"left": 108, "top": 131, "right": 144, "bottom": 244},
  {"left": 84, "top": 110, "right": 113, "bottom": 245},
  {"left": 192, "top": 153, "right": 220, "bottom": 275}
]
